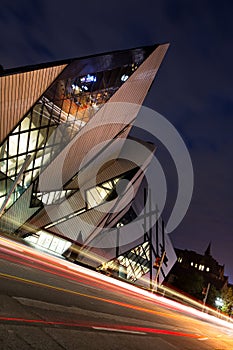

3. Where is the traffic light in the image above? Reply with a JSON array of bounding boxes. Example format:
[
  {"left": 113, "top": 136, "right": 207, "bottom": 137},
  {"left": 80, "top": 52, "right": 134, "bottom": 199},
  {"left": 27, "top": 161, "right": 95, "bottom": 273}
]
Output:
[{"left": 153, "top": 257, "right": 161, "bottom": 268}]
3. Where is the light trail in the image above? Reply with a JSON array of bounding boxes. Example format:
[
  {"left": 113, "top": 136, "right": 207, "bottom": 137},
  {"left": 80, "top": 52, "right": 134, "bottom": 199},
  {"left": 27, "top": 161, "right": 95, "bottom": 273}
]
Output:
[
  {"left": 0, "top": 247, "right": 159, "bottom": 302},
  {"left": 0, "top": 315, "right": 202, "bottom": 339},
  {"left": 1, "top": 234, "right": 233, "bottom": 331},
  {"left": 0, "top": 271, "right": 184, "bottom": 321},
  {"left": 0, "top": 237, "right": 191, "bottom": 310}
]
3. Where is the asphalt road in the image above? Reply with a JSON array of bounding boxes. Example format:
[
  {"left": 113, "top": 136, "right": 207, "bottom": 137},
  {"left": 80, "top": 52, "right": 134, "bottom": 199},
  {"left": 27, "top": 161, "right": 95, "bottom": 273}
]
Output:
[{"left": 0, "top": 236, "right": 232, "bottom": 350}]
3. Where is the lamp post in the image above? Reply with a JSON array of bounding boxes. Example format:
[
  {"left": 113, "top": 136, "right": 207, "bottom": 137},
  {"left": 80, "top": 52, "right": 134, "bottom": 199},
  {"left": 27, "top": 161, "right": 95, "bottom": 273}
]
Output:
[{"left": 215, "top": 297, "right": 224, "bottom": 316}]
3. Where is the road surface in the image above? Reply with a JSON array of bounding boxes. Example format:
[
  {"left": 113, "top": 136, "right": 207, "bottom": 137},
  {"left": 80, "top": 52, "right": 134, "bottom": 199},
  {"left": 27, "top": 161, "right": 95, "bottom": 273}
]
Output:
[{"left": 0, "top": 235, "right": 232, "bottom": 349}]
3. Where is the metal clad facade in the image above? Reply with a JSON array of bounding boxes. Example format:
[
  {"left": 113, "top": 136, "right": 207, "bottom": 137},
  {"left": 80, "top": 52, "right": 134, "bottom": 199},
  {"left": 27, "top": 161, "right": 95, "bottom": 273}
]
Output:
[
  {"left": 39, "top": 44, "right": 169, "bottom": 192},
  {"left": 0, "top": 65, "right": 67, "bottom": 144}
]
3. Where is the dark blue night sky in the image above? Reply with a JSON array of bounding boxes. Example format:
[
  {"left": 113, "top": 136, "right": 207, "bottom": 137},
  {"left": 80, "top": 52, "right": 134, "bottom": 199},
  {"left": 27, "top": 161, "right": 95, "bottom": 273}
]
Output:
[{"left": 1, "top": 0, "right": 233, "bottom": 282}]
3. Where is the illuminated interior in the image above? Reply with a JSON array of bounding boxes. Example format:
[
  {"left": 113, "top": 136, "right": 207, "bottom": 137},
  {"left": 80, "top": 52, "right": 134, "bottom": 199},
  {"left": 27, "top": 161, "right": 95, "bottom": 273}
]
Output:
[
  {"left": 0, "top": 58, "right": 142, "bottom": 212},
  {"left": 98, "top": 241, "right": 151, "bottom": 282},
  {"left": 25, "top": 230, "right": 71, "bottom": 255},
  {"left": 86, "top": 178, "right": 120, "bottom": 209}
]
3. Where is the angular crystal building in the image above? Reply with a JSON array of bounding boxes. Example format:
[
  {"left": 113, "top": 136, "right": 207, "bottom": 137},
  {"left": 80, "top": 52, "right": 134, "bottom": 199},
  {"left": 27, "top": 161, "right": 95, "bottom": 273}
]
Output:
[{"left": 0, "top": 44, "right": 176, "bottom": 287}]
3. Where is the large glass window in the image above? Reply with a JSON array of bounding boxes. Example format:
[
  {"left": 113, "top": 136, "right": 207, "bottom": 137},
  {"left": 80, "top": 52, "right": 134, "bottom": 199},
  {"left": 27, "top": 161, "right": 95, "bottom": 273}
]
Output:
[
  {"left": 98, "top": 241, "right": 150, "bottom": 282},
  {"left": 0, "top": 55, "right": 141, "bottom": 213},
  {"left": 25, "top": 230, "right": 71, "bottom": 255}
]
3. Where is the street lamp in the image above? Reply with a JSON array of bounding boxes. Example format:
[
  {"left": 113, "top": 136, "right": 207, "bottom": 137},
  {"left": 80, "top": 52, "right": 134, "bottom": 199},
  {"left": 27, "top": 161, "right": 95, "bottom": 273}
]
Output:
[{"left": 215, "top": 297, "right": 224, "bottom": 310}]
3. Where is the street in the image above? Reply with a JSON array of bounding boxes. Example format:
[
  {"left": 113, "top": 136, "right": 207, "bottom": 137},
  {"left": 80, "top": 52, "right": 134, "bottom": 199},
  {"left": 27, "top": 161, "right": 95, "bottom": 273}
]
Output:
[{"left": 0, "top": 235, "right": 232, "bottom": 349}]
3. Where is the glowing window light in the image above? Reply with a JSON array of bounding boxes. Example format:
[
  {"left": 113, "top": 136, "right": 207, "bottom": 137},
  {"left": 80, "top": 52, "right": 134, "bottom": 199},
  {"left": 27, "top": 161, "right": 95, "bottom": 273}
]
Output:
[
  {"left": 121, "top": 74, "right": 129, "bottom": 82},
  {"left": 80, "top": 74, "right": 97, "bottom": 83}
]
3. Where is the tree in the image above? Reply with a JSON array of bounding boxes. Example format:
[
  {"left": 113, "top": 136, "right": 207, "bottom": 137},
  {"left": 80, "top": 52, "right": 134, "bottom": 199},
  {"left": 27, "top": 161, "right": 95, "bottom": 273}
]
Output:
[
  {"left": 207, "top": 285, "right": 219, "bottom": 307},
  {"left": 173, "top": 271, "right": 204, "bottom": 300},
  {"left": 221, "top": 286, "right": 233, "bottom": 316}
]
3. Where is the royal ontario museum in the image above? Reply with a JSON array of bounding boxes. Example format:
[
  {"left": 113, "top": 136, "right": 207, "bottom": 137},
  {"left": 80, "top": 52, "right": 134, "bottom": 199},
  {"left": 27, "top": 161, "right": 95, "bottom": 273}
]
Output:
[{"left": 0, "top": 44, "right": 176, "bottom": 288}]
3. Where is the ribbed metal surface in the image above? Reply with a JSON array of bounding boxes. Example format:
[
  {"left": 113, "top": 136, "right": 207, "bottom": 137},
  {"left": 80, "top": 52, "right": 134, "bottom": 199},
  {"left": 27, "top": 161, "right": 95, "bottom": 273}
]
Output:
[
  {"left": 39, "top": 44, "right": 169, "bottom": 192},
  {"left": 28, "top": 190, "right": 86, "bottom": 229},
  {"left": 65, "top": 127, "right": 133, "bottom": 190},
  {"left": 48, "top": 201, "right": 113, "bottom": 242},
  {"left": 0, "top": 65, "right": 67, "bottom": 144},
  {"left": 110, "top": 43, "right": 169, "bottom": 105},
  {"left": 26, "top": 207, "right": 51, "bottom": 230}
]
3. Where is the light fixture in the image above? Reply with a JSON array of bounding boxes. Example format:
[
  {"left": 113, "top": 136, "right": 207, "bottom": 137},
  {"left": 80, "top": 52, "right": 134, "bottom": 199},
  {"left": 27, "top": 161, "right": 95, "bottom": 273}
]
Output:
[
  {"left": 215, "top": 297, "right": 224, "bottom": 308},
  {"left": 121, "top": 74, "right": 129, "bottom": 82}
]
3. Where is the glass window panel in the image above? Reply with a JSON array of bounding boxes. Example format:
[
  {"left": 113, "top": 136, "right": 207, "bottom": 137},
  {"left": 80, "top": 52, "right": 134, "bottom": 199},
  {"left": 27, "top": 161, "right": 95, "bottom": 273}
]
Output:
[
  {"left": 21, "top": 116, "right": 31, "bottom": 131},
  {"left": 24, "top": 235, "right": 38, "bottom": 244},
  {"left": 14, "top": 189, "right": 22, "bottom": 201},
  {"left": 12, "top": 126, "right": 20, "bottom": 134},
  {"left": 52, "top": 237, "right": 71, "bottom": 254},
  {"left": 24, "top": 171, "right": 33, "bottom": 187},
  {"left": 8, "top": 134, "right": 19, "bottom": 155},
  {"left": 34, "top": 155, "right": 43, "bottom": 168},
  {"left": 37, "top": 133, "right": 45, "bottom": 148},
  {"left": 18, "top": 154, "right": 33, "bottom": 171},
  {"left": 43, "top": 192, "right": 51, "bottom": 205},
  {"left": 32, "top": 169, "right": 39, "bottom": 180},
  {"left": 17, "top": 132, "right": 29, "bottom": 155},
  {"left": 0, "top": 161, "right": 7, "bottom": 173},
  {"left": 28, "top": 130, "right": 40, "bottom": 151},
  {"left": 0, "top": 190, "right": 6, "bottom": 198},
  {"left": 26, "top": 158, "right": 35, "bottom": 170},
  {"left": 49, "top": 236, "right": 60, "bottom": 252},
  {"left": 37, "top": 232, "right": 53, "bottom": 248},
  {"left": 31, "top": 114, "right": 40, "bottom": 128},
  {"left": 6, "top": 178, "right": 14, "bottom": 190},
  {"left": 31, "top": 105, "right": 43, "bottom": 128},
  {"left": 96, "top": 186, "right": 109, "bottom": 199},
  {"left": 40, "top": 151, "right": 50, "bottom": 168},
  {"left": 7, "top": 159, "right": 17, "bottom": 177},
  {"left": 46, "top": 125, "right": 58, "bottom": 141},
  {"left": 0, "top": 140, "right": 7, "bottom": 159},
  {"left": 86, "top": 188, "right": 100, "bottom": 208},
  {"left": 56, "top": 240, "right": 66, "bottom": 254},
  {"left": 41, "top": 108, "right": 51, "bottom": 125},
  {"left": 0, "top": 178, "right": 6, "bottom": 190},
  {"left": 0, "top": 196, "right": 5, "bottom": 207},
  {"left": 63, "top": 241, "right": 72, "bottom": 253}
]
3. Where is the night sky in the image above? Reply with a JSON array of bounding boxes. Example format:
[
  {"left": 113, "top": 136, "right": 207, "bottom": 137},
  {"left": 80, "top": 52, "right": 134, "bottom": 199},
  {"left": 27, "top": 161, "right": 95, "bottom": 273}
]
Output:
[{"left": 1, "top": 1, "right": 233, "bottom": 283}]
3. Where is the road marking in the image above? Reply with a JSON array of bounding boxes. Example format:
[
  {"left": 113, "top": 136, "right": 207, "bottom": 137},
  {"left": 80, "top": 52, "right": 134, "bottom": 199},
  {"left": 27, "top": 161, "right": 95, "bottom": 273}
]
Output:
[
  {"left": 198, "top": 337, "right": 208, "bottom": 341},
  {"left": 0, "top": 272, "right": 182, "bottom": 321},
  {"left": 92, "top": 326, "right": 147, "bottom": 335}
]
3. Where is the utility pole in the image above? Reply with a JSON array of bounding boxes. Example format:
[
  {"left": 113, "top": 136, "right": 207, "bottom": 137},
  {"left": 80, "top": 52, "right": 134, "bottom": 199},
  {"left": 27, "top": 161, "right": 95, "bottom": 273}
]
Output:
[
  {"left": 202, "top": 283, "right": 211, "bottom": 311},
  {"left": 148, "top": 189, "right": 153, "bottom": 291}
]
